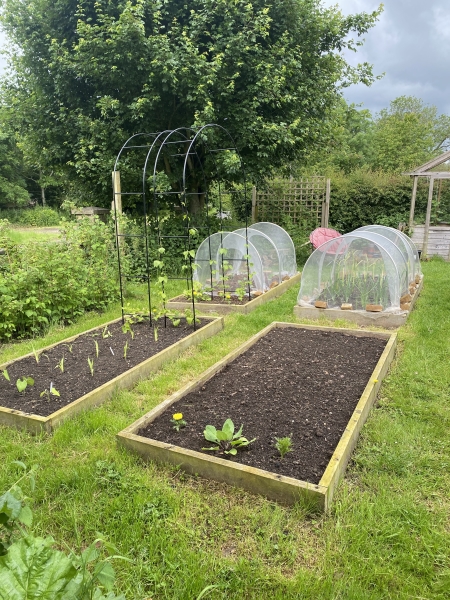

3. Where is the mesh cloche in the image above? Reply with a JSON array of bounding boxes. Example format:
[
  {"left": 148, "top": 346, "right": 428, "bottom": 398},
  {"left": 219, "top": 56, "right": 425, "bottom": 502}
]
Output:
[
  {"left": 297, "top": 231, "right": 410, "bottom": 311},
  {"left": 355, "top": 225, "right": 422, "bottom": 282},
  {"left": 249, "top": 222, "right": 297, "bottom": 277},
  {"left": 193, "top": 222, "right": 297, "bottom": 297}
]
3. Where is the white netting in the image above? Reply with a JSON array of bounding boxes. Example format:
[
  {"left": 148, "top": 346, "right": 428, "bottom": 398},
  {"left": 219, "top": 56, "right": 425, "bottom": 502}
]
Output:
[
  {"left": 234, "top": 228, "right": 281, "bottom": 288},
  {"left": 193, "top": 222, "right": 297, "bottom": 296},
  {"left": 297, "top": 231, "right": 410, "bottom": 311},
  {"left": 355, "top": 225, "right": 422, "bottom": 283},
  {"left": 249, "top": 222, "right": 297, "bottom": 277},
  {"left": 194, "top": 232, "right": 265, "bottom": 294}
]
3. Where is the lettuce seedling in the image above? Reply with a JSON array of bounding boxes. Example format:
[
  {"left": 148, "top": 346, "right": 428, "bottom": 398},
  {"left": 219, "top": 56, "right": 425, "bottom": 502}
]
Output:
[{"left": 202, "top": 419, "right": 255, "bottom": 456}]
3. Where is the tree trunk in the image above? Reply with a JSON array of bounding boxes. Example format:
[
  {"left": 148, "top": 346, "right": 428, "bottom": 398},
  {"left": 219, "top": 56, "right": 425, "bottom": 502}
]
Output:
[{"left": 39, "top": 170, "right": 46, "bottom": 206}]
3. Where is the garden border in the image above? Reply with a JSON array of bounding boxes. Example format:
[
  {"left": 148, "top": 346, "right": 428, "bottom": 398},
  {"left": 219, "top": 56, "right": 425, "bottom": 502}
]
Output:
[
  {"left": 117, "top": 322, "right": 397, "bottom": 511},
  {"left": 0, "top": 316, "right": 224, "bottom": 434},
  {"left": 293, "top": 277, "right": 424, "bottom": 328},
  {"left": 166, "top": 272, "right": 301, "bottom": 315}
]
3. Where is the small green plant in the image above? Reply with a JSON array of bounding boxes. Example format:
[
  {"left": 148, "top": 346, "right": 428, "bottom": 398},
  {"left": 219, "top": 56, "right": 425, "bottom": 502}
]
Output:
[
  {"left": 40, "top": 386, "right": 60, "bottom": 401},
  {"left": 202, "top": 419, "right": 256, "bottom": 456},
  {"left": 154, "top": 325, "right": 158, "bottom": 342},
  {"left": 0, "top": 463, "right": 127, "bottom": 598},
  {"left": 171, "top": 412, "right": 187, "bottom": 431},
  {"left": 94, "top": 339, "right": 99, "bottom": 358},
  {"left": 16, "top": 377, "right": 34, "bottom": 393},
  {"left": 31, "top": 346, "right": 41, "bottom": 363},
  {"left": 64, "top": 343, "right": 73, "bottom": 353},
  {"left": 122, "top": 319, "right": 135, "bottom": 339},
  {"left": 102, "top": 325, "right": 112, "bottom": 339},
  {"left": 55, "top": 356, "right": 65, "bottom": 373},
  {"left": 1, "top": 369, "right": 10, "bottom": 382},
  {"left": 123, "top": 340, "right": 129, "bottom": 360},
  {"left": 274, "top": 435, "right": 293, "bottom": 458},
  {"left": 87, "top": 357, "right": 94, "bottom": 376}
]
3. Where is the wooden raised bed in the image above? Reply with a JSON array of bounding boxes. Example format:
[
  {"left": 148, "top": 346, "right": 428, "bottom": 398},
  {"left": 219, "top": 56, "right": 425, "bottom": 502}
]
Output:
[
  {"left": 0, "top": 316, "right": 223, "bottom": 434},
  {"left": 166, "top": 272, "right": 301, "bottom": 315},
  {"left": 294, "top": 277, "right": 424, "bottom": 328},
  {"left": 117, "top": 322, "right": 397, "bottom": 511}
]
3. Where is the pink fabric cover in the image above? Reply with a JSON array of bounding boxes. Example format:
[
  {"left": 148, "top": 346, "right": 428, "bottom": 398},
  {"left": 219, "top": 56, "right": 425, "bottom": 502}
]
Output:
[{"left": 309, "top": 227, "right": 342, "bottom": 249}]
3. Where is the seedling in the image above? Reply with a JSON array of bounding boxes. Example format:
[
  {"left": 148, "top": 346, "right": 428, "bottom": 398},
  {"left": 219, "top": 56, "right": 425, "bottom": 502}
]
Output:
[
  {"left": 31, "top": 346, "right": 41, "bottom": 363},
  {"left": 123, "top": 341, "right": 128, "bottom": 360},
  {"left": 1, "top": 368, "right": 10, "bottom": 381},
  {"left": 16, "top": 377, "right": 34, "bottom": 393},
  {"left": 55, "top": 357, "right": 65, "bottom": 373},
  {"left": 203, "top": 419, "right": 256, "bottom": 456},
  {"left": 94, "top": 339, "right": 99, "bottom": 358},
  {"left": 122, "top": 320, "right": 134, "bottom": 340},
  {"left": 102, "top": 326, "right": 112, "bottom": 339},
  {"left": 274, "top": 435, "right": 293, "bottom": 458},
  {"left": 153, "top": 326, "right": 158, "bottom": 342},
  {"left": 171, "top": 412, "right": 187, "bottom": 431},
  {"left": 87, "top": 357, "right": 94, "bottom": 376},
  {"left": 64, "top": 343, "right": 73, "bottom": 353},
  {"left": 40, "top": 386, "right": 60, "bottom": 401}
]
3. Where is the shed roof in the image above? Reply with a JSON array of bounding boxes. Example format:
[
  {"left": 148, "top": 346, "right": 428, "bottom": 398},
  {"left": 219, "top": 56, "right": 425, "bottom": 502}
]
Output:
[{"left": 404, "top": 150, "right": 450, "bottom": 178}]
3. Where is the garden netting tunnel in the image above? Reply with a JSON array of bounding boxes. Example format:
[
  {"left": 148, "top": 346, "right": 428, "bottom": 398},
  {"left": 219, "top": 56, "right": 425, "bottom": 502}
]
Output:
[
  {"left": 297, "top": 229, "right": 418, "bottom": 312},
  {"left": 193, "top": 222, "right": 297, "bottom": 296}
]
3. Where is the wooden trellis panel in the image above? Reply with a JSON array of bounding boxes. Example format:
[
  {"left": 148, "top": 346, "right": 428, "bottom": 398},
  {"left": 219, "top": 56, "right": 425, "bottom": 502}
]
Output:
[{"left": 252, "top": 178, "right": 330, "bottom": 227}]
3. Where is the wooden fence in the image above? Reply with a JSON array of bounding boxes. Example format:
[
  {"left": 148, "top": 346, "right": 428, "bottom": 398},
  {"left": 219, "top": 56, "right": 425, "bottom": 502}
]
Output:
[{"left": 251, "top": 177, "right": 330, "bottom": 227}]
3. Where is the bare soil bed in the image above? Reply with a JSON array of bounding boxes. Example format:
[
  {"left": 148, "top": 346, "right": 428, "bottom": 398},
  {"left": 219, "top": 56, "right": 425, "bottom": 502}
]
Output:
[
  {"left": 0, "top": 319, "right": 206, "bottom": 417},
  {"left": 139, "top": 327, "right": 387, "bottom": 485}
]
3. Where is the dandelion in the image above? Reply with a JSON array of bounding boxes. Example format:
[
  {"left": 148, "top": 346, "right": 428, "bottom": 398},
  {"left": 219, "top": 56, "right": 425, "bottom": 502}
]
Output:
[
  {"left": 171, "top": 412, "right": 187, "bottom": 431},
  {"left": 373, "top": 379, "right": 378, "bottom": 383}
]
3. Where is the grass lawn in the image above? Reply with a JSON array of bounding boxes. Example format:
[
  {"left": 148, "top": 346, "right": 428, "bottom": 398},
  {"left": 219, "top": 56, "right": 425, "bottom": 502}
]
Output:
[
  {"left": 4, "top": 226, "right": 61, "bottom": 244},
  {"left": 1, "top": 260, "right": 449, "bottom": 599}
]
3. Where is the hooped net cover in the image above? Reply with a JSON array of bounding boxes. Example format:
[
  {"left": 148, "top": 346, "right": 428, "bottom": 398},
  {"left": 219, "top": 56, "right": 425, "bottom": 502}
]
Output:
[
  {"left": 355, "top": 225, "right": 422, "bottom": 282},
  {"left": 194, "top": 222, "right": 297, "bottom": 296},
  {"left": 297, "top": 231, "right": 410, "bottom": 311},
  {"left": 250, "top": 222, "right": 297, "bottom": 277},
  {"left": 234, "top": 227, "right": 281, "bottom": 288},
  {"left": 194, "top": 232, "right": 265, "bottom": 294}
]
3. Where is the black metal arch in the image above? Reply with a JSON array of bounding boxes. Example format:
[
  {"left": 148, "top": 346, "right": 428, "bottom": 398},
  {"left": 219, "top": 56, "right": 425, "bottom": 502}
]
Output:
[{"left": 112, "top": 124, "right": 249, "bottom": 329}]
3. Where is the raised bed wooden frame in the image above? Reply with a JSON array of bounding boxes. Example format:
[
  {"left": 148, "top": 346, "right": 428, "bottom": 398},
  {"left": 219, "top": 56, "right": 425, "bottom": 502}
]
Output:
[
  {"left": 117, "top": 322, "right": 397, "bottom": 512},
  {"left": 166, "top": 272, "right": 301, "bottom": 315},
  {"left": 0, "top": 316, "right": 224, "bottom": 434},
  {"left": 294, "top": 277, "right": 423, "bottom": 329}
]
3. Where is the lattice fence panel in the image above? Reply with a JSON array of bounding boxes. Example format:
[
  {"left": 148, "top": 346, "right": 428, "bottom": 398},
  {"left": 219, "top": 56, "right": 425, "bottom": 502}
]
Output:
[{"left": 252, "top": 177, "right": 330, "bottom": 227}]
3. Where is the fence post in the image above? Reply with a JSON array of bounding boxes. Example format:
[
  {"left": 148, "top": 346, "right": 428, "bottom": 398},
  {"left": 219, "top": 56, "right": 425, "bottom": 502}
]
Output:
[
  {"left": 322, "top": 178, "right": 330, "bottom": 227},
  {"left": 251, "top": 186, "right": 257, "bottom": 223}
]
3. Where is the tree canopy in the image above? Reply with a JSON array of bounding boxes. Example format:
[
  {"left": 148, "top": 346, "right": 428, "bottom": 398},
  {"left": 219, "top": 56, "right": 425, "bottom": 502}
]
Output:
[
  {"left": 371, "top": 96, "right": 450, "bottom": 172},
  {"left": 0, "top": 0, "right": 381, "bottom": 207}
]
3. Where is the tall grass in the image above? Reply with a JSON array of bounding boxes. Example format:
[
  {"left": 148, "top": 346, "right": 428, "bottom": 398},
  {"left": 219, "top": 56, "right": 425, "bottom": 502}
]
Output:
[{"left": 0, "top": 260, "right": 449, "bottom": 599}]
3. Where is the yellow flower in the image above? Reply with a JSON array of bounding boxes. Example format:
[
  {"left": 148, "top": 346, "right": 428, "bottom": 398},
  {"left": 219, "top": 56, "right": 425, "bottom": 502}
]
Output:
[
  {"left": 225, "top": 294, "right": 231, "bottom": 299},
  {"left": 172, "top": 413, "right": 183, "bottom": 421},
  {"left": 373, "top": 379, "right": 378, "bottom": 383}
]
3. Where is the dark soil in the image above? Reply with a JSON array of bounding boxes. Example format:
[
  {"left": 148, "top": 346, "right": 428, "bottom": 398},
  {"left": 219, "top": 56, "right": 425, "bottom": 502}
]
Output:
[
  {"left": 140, "top": 327, "right": 387, "bottom": 485},
  {"left": 0, "top": 318, "right": 206, "bottom": 417}
]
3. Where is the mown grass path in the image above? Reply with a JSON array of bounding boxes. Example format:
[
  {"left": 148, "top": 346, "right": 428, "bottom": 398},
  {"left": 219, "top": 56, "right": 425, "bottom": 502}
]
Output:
[{"left": 1, "top": 261, "right": 449, "bottom": 599}]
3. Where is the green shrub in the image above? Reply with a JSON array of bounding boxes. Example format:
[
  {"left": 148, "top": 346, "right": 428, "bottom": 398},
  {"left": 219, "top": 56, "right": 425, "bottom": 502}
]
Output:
[
  {"left": 0, "top": 207, "right": 64, "bottom": 227},
  {"left": 0, "top": 217, "right": 119, "bottom": 340},
  {"left": 328, "top": 169, "right": 430, "bottom": 232}
]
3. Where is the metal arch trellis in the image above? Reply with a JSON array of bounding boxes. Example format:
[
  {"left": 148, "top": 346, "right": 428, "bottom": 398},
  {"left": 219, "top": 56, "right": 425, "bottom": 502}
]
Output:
[{"left": 112, "top": 124, "right": 250, "bottom": 330}]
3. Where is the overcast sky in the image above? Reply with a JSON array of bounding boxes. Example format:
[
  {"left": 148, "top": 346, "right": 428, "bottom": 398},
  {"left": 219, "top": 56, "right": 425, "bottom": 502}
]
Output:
[
  {"left": 0, "top": 0, "right": 449, "bottom": 117},
  {"left": 321, "top": 0, "right": 450, "bottom": 116}
]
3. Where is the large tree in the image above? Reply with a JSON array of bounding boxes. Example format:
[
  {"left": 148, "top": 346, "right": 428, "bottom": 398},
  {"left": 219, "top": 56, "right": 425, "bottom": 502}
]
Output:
[
  {"left": 0, "top": 0, "right": 381, "bottom": 207},
  {"left": 372, "top": 96, "right": 450, "bottom": 173}
]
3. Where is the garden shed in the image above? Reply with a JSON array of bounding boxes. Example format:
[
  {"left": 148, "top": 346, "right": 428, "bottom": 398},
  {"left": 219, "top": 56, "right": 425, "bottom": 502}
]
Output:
[{"left": 406, "top": 150, "right": 450, "bottom": 259}]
